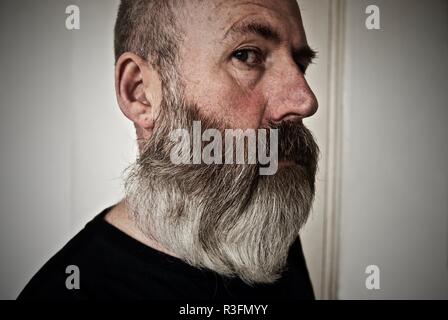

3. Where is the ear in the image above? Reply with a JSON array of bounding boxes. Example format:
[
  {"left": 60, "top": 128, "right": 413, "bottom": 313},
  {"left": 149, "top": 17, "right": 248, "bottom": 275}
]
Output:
[{"left": 115, "top": 53, "right": 163, "bottom": 139}]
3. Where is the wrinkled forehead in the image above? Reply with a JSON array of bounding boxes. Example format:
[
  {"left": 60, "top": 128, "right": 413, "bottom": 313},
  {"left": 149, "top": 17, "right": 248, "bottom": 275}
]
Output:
[{"left": 179, "top": 0, "right": 306, "bottom": 46}]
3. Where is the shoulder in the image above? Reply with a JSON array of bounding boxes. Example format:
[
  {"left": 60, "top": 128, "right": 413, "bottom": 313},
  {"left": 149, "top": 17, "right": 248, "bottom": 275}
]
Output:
[{"left": 17, "top": 209, "right": 111, "bottom": 300}]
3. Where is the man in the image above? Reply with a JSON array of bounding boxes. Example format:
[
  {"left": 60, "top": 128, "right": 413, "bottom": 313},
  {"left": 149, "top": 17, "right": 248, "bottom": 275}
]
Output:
[{"left": 19, "top": 0, "right": 319, "bottom": 300}]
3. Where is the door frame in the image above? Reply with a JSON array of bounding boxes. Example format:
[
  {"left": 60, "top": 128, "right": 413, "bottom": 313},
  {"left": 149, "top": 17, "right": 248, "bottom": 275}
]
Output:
[{"left": 320, "top": 0, "right": 346, "bottom": 300}]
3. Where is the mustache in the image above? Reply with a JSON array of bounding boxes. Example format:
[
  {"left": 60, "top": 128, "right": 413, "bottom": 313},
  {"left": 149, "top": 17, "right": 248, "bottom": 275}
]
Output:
[
  {"left": 272, "top": 121, "right": 319, "bottom": 166},
  {"left": 263, "top": 120, "right": 320, "bottom": 184},
  {"left": 149, "top": 102, "right": 319, "bottom": 180}
]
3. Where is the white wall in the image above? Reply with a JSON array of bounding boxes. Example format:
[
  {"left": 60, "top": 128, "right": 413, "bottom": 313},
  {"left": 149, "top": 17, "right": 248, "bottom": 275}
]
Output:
[
  {"left": 0, "top": 0, "right": 128, "bottom": 299},
  {"left": 298, "top": 0, "right": 332, "bottom": 300},
  {"left": 339, "top": 0, "right": 448, "bottom": 299},
  {"left": 69, "top": 0, "right": 132, "bottom": 234},
  {"left": 0, "top": 0, "right": 73, "bottom": 299}
]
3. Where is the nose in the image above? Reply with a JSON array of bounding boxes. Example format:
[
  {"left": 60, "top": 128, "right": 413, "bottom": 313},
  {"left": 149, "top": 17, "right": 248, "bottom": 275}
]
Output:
[{"left": 264, "top": 57, "right": 318, "bottom": 123}]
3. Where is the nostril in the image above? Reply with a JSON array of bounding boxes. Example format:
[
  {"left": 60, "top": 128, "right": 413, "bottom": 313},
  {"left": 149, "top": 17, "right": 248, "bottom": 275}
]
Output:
[{"left": 280, "top": 114, "right": 303, "bottom": 123}]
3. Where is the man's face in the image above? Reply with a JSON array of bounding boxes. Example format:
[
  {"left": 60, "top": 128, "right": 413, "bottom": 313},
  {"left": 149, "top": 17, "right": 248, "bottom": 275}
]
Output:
[
  {"left": 124, "top": 0, "right": 319, "bottom": 285},
  {"left": 178, "top": 0, "right": 318, "bottom": 130}
]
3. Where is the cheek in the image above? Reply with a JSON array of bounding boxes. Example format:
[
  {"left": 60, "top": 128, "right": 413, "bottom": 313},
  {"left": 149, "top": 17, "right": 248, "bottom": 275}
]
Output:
[
  {"left": 181, "top": 56, "right": 267, "bottom": 129},
  {"left": 225, "top": 91, "right": 266, "bottom": 129},
  {"left": 195, "top": 79, "right": 268, "bottom": 130}
]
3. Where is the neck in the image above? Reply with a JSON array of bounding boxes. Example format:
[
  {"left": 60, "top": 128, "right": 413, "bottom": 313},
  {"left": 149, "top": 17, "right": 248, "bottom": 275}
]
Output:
[{"left": 105, "top": 199, "right": 179, "bottom": 259}]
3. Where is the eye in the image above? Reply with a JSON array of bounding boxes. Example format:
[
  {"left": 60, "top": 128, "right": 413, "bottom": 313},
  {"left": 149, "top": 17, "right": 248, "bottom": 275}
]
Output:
[{"left": 232, "top": 48, "right": 264, "bottom": 67}]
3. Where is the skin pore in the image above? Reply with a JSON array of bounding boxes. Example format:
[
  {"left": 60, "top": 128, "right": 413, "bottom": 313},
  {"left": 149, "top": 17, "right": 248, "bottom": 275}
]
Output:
[{"left": 106, "top": 0, "right": 318, "bottom": 262}]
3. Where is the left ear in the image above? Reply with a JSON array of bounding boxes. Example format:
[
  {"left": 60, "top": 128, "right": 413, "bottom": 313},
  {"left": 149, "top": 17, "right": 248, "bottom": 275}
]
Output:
[{"left": 114, "top": 52, "right": 163, "bottom": 140}]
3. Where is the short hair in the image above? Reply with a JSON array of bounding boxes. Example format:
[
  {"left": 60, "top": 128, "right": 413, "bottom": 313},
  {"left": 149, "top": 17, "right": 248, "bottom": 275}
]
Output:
[{"left": 114, "top": 0, "right": 183, "bottom": 75}]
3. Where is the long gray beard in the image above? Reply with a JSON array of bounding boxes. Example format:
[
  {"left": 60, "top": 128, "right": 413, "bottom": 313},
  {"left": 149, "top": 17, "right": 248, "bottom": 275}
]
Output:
[{"left": 124, "top": 92, "right": 319, "bottom": 284}]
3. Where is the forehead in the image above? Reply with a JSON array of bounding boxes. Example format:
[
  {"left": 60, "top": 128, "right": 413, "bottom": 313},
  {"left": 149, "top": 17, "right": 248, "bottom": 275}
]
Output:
[
  {"left": 213, "top": 0, "right": 302, "bottom": 21},
  {"left": 181, "top": 0, "right": 306, "bottom": 45}
]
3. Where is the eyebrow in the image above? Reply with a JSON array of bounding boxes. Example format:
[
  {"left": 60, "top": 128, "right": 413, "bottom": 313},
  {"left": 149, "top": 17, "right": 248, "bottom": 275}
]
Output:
[
  {"left": 293, "top": 45, "right": 318, "bottom": 65},
  {"left": 223, "top": 20, "right": 317, "bottom": 64},
  {"left": 224, "top": 20, "right": 282, "bottom": 43}
]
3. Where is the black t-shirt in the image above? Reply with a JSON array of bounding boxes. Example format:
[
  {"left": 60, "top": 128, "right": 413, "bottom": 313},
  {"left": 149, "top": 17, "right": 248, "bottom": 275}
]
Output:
[{"left": 18, "top": 206, "right": 315, "bottom": 300}]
